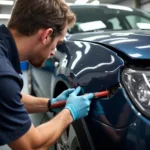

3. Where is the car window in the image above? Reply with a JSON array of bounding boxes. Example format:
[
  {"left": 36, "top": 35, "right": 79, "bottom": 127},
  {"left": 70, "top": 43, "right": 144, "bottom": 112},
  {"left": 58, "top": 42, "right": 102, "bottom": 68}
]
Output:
[
  {"left": 68, "top": 5, "right": 150, "bottom": 34},
  {"left": 126, "top": 15, "right": 150, "bottom": 29},
  {"left": 108, "top": 18, "right": 123, "bottom": 30}
]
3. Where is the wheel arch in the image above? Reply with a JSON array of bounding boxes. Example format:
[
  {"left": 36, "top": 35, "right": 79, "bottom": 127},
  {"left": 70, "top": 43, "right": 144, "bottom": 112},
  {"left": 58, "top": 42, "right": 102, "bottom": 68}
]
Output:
[
  {"left": 53, "top": 78, "right": 95, "bottom": 150},
  {"left": 54, "top": 81, "right": 68, "bottom": 97}
]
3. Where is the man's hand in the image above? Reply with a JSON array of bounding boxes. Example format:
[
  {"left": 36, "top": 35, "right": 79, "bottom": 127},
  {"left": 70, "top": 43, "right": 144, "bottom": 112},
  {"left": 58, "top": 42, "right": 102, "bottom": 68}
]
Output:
[
  {"left": 65, "top": 86, "right": 94, "bottom": 120},
  {"left": 50, "top": 88, "right": 75, "bottom": 113}
]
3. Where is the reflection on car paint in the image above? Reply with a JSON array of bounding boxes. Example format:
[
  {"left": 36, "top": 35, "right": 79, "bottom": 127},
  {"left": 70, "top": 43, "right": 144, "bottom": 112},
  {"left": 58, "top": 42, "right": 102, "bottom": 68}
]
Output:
[
  {"left": 65, "top": 41, "right": 124, "bottom": 90},
  {"left": 109, "top": 39, "right": 139, "bottom": 45},
  {"left": 82, "top": 35, "right": 111, "bottom": 41},
  {"left": 99, "top": 37, "right": 128, "bottom": 43},
  {"left": 74, "top": 55, "right": 115, "bottom": 77},
  {"left": 91, "top": 88, "right": 136, "bottom": 128},
  {"left": 136, "top": 45, "right": 150, "bottom": 49},
  {"left": 69, "top": 31, "right": 150, "bottom": 59}
]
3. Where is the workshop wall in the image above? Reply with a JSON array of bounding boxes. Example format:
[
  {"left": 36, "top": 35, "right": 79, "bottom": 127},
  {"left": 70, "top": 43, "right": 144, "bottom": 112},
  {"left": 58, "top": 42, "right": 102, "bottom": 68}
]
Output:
[
  {"left": 141, "top": 3, "right": 150, "bottom": 12},
  {"left": 116, "top": 0, "right": 135, "bottom": 8},
  {"left": 116, "top": 0, "right": 150, "bottom": 12},
  {"left": 0, "top": 5, "right": 11, "bottom": 25},
  {"left": 0, "top": 19, "right": 7, "bottom": 25}
]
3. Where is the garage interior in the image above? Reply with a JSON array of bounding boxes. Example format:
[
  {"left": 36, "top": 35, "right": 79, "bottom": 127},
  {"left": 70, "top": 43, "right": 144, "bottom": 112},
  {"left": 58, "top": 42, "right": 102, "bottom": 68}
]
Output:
[
  {"left": 0, "top": 0, "right": 150, "bottom": 150},
  {"left": 0, "top": 0, "right": 150, "bottom": 26}
]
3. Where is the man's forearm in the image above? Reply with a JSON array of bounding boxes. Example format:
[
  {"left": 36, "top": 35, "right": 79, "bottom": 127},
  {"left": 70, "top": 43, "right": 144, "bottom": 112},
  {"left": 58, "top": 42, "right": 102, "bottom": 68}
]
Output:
[
  {"left": 9, "top": 109, "right": 73, "bottom": 150},
  {"left": 37, "top": 108, "right": 73, "bottom": 149},
  {"left": 21, "top": 93, "right": 50, "bottom": 113}
]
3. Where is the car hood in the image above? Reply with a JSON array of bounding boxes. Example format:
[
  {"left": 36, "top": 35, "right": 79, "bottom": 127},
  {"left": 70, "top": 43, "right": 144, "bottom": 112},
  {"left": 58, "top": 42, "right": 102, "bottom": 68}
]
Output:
[{"left": 68, "top": 30, "right": 150, "bottom": 59}]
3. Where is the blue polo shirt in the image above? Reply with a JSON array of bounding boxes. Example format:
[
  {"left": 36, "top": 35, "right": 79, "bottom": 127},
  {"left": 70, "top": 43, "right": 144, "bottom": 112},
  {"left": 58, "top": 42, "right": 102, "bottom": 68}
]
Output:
[{"left": 0, "top": 24, "right": 31, "bottom": 145}]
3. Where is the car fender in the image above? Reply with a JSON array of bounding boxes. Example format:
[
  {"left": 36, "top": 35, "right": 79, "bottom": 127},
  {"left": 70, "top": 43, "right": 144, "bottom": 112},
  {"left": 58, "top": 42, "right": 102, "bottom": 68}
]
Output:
[{"left": 56, "top": 41, "right": 124, "bottom": 92}]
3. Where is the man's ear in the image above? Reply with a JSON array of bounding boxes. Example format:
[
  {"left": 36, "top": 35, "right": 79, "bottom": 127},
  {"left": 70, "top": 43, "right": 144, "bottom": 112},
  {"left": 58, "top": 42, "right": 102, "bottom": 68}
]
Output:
[{"left": 41, "top": 28, "right": 53, "bottom": 45}]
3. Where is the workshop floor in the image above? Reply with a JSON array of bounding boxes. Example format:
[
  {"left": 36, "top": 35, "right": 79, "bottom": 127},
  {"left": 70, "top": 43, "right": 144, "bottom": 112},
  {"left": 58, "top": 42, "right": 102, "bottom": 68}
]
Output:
[{"left": 0, "top": 71, "right": 54, "bottom": 150}]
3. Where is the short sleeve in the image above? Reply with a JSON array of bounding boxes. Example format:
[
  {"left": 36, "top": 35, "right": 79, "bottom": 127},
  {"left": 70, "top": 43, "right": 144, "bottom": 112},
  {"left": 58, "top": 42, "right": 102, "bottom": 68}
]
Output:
[{"left": 0, "top": 76, "right": 31, "bottom": 145}]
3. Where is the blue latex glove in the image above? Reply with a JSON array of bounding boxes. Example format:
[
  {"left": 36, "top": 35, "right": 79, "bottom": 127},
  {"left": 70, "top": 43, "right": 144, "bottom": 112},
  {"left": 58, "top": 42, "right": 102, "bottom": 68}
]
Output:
[
  {"left": 65, "top": 86, "right": 94, "bottom": 120},
  {"left": 51, "top": 88, "right": 75, "bottom": 113},
  {"left": 92, "top": 100, "right": 105, "bottom": 119}
]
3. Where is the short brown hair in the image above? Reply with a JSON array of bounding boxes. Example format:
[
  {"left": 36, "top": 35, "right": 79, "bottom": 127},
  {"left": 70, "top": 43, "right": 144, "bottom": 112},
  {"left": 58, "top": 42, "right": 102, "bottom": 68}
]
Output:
[{"left": 7, "top": 0, "right": 76, "bottom": 37}]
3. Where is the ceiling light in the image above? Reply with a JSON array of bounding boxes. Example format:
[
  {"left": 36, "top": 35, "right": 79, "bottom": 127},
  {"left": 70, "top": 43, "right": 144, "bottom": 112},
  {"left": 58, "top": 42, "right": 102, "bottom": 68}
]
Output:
[
  {"left": 75, "top": 0, "right": 89, "bottom": 4},
  {"left": 0, "top": 14, "right": 11, "bottom": 19},
  {"left": 107, "top": 5, "right": 133, "bottom": 11},
  {"left": 79, "top": 21, "right": 106, "bottom": 32},
  {"left": 0, "top": 0, "right": 14, "bottom": 5},
  {"left": 136, "top": 23, "right": 150, "bottom": 30},
  {"left": 91, "top": 0, "right": 100, "bottom": 5}
]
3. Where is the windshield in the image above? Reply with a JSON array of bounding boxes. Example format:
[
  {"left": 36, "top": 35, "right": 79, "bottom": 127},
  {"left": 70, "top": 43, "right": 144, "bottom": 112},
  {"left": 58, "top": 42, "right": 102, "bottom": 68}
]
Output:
[{"left": 68, "top": 5, "right": 150, "bottom": 34}]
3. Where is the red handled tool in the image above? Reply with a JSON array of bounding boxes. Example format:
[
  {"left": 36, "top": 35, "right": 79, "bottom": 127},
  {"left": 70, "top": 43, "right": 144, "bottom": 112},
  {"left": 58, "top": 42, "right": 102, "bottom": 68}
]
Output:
[{"left": 51, "top": 90, "right": 109, "bottom": 109}]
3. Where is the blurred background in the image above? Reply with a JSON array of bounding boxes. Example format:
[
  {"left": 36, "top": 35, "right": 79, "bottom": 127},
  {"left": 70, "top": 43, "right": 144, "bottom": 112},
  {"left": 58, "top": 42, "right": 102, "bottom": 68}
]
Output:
[{"left": 0, "top": 0, "right": 149, "bottom": 25}]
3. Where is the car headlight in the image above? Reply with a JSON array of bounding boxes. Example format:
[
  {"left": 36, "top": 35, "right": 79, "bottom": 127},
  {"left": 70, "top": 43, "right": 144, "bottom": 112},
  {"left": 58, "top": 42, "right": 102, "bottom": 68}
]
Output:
[{"left": 122, "top": 68, "right": 150, "bottom": 118}]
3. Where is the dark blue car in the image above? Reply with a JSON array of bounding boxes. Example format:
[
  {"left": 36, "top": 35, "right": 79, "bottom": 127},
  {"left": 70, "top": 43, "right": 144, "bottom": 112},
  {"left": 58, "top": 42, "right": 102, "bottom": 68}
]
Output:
[{"left": 29, "top": 4, "right": 150, "bottom": 150}]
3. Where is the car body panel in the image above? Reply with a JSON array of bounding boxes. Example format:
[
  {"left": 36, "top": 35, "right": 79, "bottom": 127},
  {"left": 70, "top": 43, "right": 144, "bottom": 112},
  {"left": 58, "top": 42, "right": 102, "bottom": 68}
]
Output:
[
  {"left": 86, "top": 116, "right": 150, "bottom": 150},
  {"left": 90, "top": 88, "right": 137, "bottom": 128},
  {"left": 54, "top": 42, "right": 140, "bottom": 149},
  {"left": 68, "top": 30, "right": 150, "bottom": 59},
  {"left": 56, "top": 41, "right": 124, "bottom": 88},
  {"left": 30, "top": 4, "right": 150, "bottom": 150},
  {"left": 31, "top": 34, "right": 150, "bottom": 150},
  {"left": 32, "top": 39, "right": 150, "bottom": 150},
  {"left": 86, "top": 88, "right": 150, "bottom": 150}
]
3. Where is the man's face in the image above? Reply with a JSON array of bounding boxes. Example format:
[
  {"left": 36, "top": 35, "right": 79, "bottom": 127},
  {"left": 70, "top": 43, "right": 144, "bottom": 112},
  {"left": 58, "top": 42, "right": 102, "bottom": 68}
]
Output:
[{"left": 29, "top": 25, "right": 68, "bottom": 68}]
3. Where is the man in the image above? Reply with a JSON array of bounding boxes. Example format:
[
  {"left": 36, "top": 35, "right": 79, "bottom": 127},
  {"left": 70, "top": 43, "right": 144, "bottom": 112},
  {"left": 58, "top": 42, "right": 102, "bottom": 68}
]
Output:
[{"left": 0, "top": 0, "right": 94, "bottom": 149}]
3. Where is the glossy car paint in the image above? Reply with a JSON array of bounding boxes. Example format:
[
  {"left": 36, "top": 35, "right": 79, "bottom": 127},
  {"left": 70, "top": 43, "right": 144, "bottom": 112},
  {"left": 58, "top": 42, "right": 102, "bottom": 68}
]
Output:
[
  {"left": 32, "top": 35, "right": 150, "bottom": 149},
  {"left": 31, "top": 32, "right": 150, "bottom": 150},
  {"left": 56, "top": 41, "right": 124, "bottom": 89},
  {"left": 69, "top": 30, "right": 150, "bottom": 59},
  {"left": 86, "top": 88, "right": 150, "bottom": 150},
  {"left": 30, "top": 4, "right": 150, "bottom": 150},
  {"left": 54, "top": 40, "right": 144, "bottom": 150},
  {"left": 56, "top": 41, "right": 133, "bottom": 127}
]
